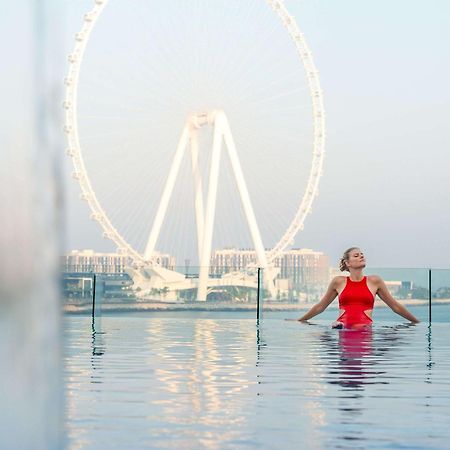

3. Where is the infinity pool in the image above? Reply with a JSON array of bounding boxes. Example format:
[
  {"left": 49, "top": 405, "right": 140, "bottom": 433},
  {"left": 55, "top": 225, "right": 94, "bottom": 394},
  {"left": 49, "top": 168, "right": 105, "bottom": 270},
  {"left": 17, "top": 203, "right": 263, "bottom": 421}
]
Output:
[{"left": 64, "top": 309, "right": 450, "bottom": 449}]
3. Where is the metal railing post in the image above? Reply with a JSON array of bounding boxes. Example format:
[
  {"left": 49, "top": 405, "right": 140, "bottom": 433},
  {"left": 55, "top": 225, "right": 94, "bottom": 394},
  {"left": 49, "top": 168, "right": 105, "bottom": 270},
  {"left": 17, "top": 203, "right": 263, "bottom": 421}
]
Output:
[
  {"left": 428, "top": 269, "right": 432, "bottom": 324},
  {"left": 257, "top": 268, "right": 261, "bottom": 320},
  {"left": 92, "top": 274, "right": 97, "bottom": 324}
]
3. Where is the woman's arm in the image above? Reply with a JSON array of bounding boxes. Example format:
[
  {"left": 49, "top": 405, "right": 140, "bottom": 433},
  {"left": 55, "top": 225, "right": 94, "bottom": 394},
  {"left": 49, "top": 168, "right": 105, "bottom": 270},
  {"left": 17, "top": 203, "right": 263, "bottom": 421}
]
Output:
[
  {"left": 374, "top": 276, "right": 420, "bottom": 323},
  {"left": 297, "top": 278, "right": 339, "bottom": 322}
]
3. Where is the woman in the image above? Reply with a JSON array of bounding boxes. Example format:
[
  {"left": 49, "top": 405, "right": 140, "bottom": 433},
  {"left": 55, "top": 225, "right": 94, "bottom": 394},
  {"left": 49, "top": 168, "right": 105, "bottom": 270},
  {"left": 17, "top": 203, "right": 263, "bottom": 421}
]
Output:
[{"left": 296, "top": 247, "right": 419, "bottom": 328}]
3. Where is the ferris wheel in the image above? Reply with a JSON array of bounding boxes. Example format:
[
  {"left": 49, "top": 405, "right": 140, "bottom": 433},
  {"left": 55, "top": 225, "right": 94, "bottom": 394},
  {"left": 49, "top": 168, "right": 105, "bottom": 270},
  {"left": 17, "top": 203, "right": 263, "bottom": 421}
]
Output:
[{"left": 64, "top": 0, "right": 325, "bottom": 271}]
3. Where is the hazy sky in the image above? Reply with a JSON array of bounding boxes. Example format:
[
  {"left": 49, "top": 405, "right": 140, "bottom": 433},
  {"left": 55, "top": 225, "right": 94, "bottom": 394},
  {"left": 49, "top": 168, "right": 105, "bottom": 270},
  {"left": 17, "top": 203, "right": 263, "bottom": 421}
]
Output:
[{"left": 63, "top": 0, "right": 450, "bottom": 268}]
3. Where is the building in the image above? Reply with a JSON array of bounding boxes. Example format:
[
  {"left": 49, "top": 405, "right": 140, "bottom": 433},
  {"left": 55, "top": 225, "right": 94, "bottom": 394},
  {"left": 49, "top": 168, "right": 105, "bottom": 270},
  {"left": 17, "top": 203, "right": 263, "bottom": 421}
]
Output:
[
  {"left": 61, "top": 249, "right": 129, "bottom": 273},
  {"left": 275, "top": 248, "right": 330, "bottom": 291},
  {"left": 152, "top": 252, "right": 176, "bottom": 270},
  {"left": 62, "top": 249, "right": 176, "bottom": 274},
  {"left": 210, "top": 247, "right": 330, "bottom": 292},
  {"left": 329, "top": 266, "right": 343, "bottom": 280},
  {"left": 210, "top": 248, "right": 258, "bottom": 274}
]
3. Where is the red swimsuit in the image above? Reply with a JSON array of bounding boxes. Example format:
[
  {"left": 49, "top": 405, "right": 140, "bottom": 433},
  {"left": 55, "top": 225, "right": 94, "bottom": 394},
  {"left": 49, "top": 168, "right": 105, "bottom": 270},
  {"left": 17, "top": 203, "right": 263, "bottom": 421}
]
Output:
[{"left": 338, "top": 276, "right": 374, "bottom": 328}]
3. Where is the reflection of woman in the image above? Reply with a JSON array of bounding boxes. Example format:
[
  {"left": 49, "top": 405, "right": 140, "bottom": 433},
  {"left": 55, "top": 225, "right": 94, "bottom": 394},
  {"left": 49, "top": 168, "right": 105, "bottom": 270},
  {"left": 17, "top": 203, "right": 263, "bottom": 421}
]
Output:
[
  {"left": 321, "top": 324, "right": 412, "bottom": 391},
  {"left": 296, "top": 247, "right": 419, "bottom": 328},
  {"left": 323, "top": 327, "right": 374, "bottom": 389}
]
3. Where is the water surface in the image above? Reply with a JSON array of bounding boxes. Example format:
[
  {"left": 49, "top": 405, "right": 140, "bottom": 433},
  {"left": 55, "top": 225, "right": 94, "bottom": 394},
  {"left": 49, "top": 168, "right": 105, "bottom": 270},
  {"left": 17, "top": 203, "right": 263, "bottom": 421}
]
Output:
[{"left": 65, "top": 308, "right": 450, "bottom": 449}]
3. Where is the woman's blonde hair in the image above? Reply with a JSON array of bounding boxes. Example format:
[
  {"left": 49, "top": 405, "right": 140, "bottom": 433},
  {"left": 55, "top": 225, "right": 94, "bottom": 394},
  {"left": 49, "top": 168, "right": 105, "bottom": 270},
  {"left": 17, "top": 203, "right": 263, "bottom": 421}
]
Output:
[{"left": 339, "top": 247, "right": 360, "bottom": 272}]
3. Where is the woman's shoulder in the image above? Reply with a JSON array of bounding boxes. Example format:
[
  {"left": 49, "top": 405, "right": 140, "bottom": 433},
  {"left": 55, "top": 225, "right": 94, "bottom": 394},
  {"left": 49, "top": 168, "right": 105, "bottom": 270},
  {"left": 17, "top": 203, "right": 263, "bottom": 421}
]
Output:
[
  {"left": 331, "top": 275, "right": 347, "bottom": 286},
  {"left": 366, "top": 274, "right": 383, "bottom": 284}
]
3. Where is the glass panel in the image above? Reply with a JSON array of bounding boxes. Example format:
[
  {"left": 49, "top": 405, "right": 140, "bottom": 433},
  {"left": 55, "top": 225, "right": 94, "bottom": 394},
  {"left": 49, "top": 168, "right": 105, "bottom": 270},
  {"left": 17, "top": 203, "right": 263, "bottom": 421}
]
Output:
[
  {"left": 265, "top": 266, "right": 434, "bottom": 324},
  {"left": 369, "top": 267, "right": 430, "bottom": 323},
  {"left": 431, "top": 269, "right": 450, "bottom": 322},
  {"left": 63, "top": 265, "right": 261, "bottom": 312},
  {"left": 61, "top": 265, "right": 450, "bottom": 324}
]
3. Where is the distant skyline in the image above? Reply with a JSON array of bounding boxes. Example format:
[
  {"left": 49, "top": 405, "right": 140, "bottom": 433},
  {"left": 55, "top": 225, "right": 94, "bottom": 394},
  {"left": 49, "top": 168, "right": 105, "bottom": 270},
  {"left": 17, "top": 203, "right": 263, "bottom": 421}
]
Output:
[{"left": 63, "top": 0, "right": 450, "bottom": 268}]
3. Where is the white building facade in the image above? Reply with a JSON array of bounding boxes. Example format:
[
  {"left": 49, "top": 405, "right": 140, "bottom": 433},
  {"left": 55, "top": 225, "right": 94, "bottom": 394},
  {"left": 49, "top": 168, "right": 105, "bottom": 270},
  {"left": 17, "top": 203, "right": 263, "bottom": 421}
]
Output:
[
  {"left": 210, "top": 247, "right": 330, "bottom": 292},
  {"left": 62, "top": 249, "right": 176, "bottom": 273}
]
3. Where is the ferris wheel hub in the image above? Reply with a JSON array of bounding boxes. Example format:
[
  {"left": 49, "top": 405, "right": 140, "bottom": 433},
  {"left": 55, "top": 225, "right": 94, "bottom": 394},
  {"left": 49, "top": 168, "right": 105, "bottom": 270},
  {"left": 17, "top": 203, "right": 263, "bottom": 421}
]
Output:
[{"left": 188, "top": 110, "right": 223, "bottom": 129}]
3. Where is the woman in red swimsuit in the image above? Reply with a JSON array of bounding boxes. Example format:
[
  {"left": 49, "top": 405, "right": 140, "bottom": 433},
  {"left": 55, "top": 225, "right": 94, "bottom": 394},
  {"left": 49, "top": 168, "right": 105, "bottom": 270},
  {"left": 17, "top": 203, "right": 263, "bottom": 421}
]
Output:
[{"left": 296, "top": 247, "right": 419, "bottom": 328}]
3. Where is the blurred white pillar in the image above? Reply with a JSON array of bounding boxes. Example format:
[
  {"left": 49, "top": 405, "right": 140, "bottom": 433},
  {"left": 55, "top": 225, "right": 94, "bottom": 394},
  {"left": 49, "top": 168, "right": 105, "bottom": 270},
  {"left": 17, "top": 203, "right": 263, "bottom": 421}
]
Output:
[{"left": 0, "top": 1, "right": 64, "bottom": 449}]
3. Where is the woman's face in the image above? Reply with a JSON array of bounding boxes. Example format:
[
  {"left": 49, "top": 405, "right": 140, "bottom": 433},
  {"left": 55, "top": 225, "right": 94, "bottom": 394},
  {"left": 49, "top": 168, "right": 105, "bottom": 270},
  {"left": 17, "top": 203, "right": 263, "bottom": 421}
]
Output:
[{"left": 346, "top": 248, "right": 366, "bottom": 270}]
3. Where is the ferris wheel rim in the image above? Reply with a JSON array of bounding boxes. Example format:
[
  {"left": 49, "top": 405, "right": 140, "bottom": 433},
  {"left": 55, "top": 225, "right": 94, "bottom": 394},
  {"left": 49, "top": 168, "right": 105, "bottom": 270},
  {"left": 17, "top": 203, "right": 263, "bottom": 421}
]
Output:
[{"left": 64, "top": 0, "right": 325, "bottom": 265}]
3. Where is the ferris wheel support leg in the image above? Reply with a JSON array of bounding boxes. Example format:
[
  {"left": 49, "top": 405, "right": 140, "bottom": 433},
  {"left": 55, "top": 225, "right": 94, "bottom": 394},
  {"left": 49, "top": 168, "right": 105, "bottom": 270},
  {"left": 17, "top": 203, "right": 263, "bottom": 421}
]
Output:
[
  {"left": 143, "top": 125, "right": 189, "bottom": 260},
  {"left": 221, "top": 115, "right": 276, "bottom": 297},
  {"left": 189, "top": 129, "right": 205, "bottom": 259},
  {"left": 221, "top": 116, "right": 268, "bottom": 269},
  {"left": 197, "top": 118, "right": 223, "bottom": 301}
]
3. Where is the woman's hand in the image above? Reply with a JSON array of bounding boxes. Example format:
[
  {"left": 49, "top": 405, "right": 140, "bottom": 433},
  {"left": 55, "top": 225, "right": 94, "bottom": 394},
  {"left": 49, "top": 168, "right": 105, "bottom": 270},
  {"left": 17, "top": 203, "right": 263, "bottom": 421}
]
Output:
[{"left": 284, "top": 318, "right": 308, "bottom": 322}]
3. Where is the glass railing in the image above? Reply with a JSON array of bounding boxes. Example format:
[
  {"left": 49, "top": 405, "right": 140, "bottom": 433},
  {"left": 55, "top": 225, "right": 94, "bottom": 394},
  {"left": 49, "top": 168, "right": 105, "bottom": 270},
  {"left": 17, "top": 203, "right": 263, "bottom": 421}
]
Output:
[
  {"left": 428, "top": 268, "right": 450, "bottom": 322},
  {"left": 263, "top": 266, "right": 450, "bottom": 323},
  {"left": 61, "top": 266, "right": 262, "bottom": 313},
  {"left": 61, "top": 266, "right": 450, "bottom": 322},
  {"left": 366, "top": 267, "right": 430, "bottom": 323}
]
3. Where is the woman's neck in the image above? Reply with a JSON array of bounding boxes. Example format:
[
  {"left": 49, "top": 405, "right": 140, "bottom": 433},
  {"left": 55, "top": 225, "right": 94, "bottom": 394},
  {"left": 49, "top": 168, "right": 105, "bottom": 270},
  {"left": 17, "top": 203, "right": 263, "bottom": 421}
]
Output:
[{"left": 348, "top": 269, "right": 364, "bottom": 281}]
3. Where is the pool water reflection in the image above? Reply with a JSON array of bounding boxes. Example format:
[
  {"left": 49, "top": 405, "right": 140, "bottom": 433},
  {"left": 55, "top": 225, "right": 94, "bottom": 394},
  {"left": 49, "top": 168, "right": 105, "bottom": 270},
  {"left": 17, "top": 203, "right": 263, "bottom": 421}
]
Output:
[{"left": 64, "top": 314, "right": 450, "bottom": 449}]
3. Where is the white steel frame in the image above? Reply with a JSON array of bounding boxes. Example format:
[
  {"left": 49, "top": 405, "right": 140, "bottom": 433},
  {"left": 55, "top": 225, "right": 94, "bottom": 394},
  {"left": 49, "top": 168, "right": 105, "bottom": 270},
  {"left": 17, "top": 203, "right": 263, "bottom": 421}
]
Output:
[
  {"left": 142, "top": 110, "right": 269, "bottom": 300},
  {"left": 64, "top": 0, "right": 326, "bottom": 289}
]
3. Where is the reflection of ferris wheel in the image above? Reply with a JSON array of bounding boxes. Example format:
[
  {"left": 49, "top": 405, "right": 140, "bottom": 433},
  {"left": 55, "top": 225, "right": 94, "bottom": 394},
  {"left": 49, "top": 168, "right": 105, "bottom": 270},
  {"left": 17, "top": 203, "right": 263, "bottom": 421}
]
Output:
[{"left": 64, "top": 0, "right": 325, "bottom": 267}]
